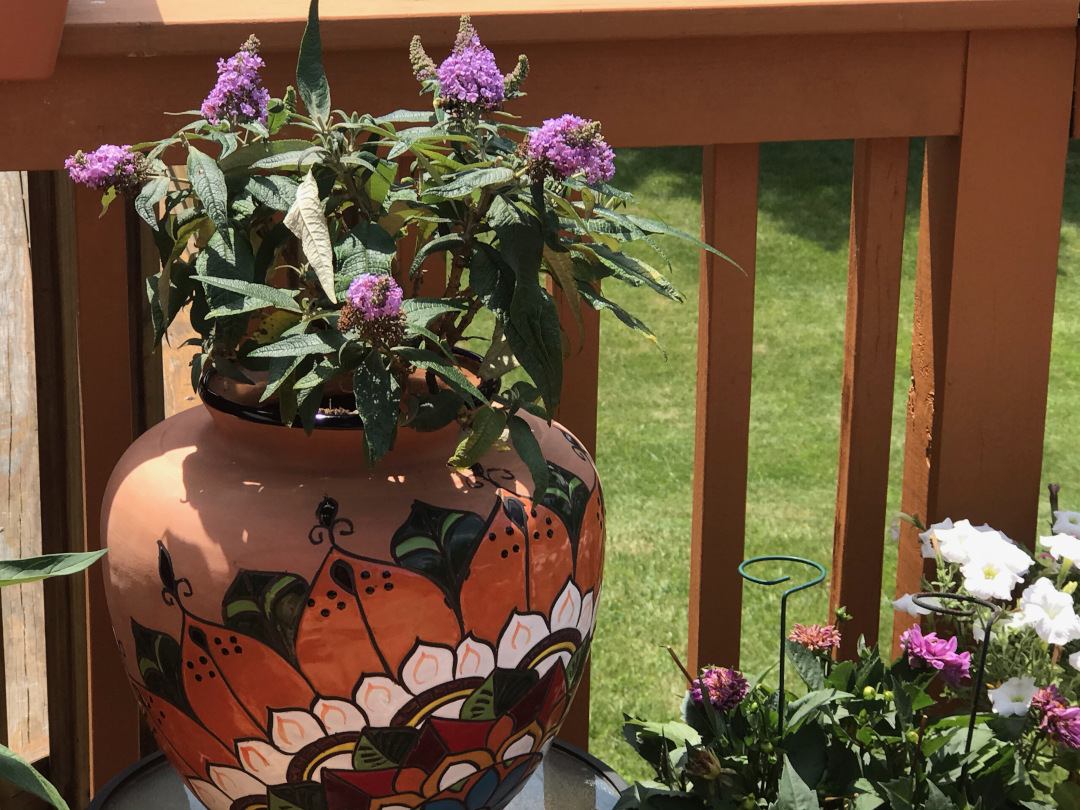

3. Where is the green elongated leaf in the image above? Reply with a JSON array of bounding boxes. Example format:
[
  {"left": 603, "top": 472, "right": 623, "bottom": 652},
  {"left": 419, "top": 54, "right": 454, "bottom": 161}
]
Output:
[
  {"left": 469, "top": 243, "right": 515, "bottom": 320},
  {"left": 508, "top": 415, "right": 550, "bottom": 501},
  {"left": 284, "top": 171, "right": 337, "bottom": 302},
  {"left": 219, "top": 139, "right": 315, "bottom": 173},
  {"left": 296, "top": 0, "right": 330, "bottom": 121},
  {"left": 376, "top": 109, "right": 436, "bottom": 124},
  {"left": 409, "top": 232, "right": 465, "bottom": 278},
  {"left": 776, "top": 755, "right": 821, "bottom": 810},
  {"left": 261, "top": 355, "right": 307, "bottom": 402},
  {"left": 0, "top": 744, "right": 69, "bottom": 809},
  {"left": 200, "top": 276, "right": 302, "bottom": 315},
  {"left": 401, "top": 297, "right": 468, "bottom": 328},
  {"left": 186, "top": 146, "right": 230, "bottom": 232},
  {"left": 543, "top": 246, "right": 583, "bottom": 343},
  {"left": 407, "top": 390, "right": 464, "bottom": 432},
  {"left": 246, "top": 331, "right": 345, "bottom": 358},
  {"left": 249, "top": 146, "right": 326, "bottom": 170},
  {"left": 333, "top": 221, "right": 397, "bottom": 289},
  {"left": 449, "top": 406, "right": 506, "bottom": 468},
  {"left": 354, "top": 349, "right": 401, "bottom": 465},
  {"left": 785, "top": 639, "right": 826, "bottom": 691},
  {"left": 135, "top": 176, "right": 171, "bottom": 229},
  {"left": 247, "top": 175, "right": 300, "bottom": 212},
  {"left": 423, "top": 167, "right": 515, "bottom": 200},
  {"left": 582, "top": 243, "right": 684, "bottom": 302},
  {"left": 786, "top": 688, "right": 849, "bottom": 732},
  {"left": 0, "top": 550, "right": 107, "bottom": 588},
  {"left": 394, "top": 348, "right": 486, "bottom": 403},
  {"left": 503, "top": 283, "right": 563, "bottom": 414},
  {"left": 624, "top": 213, "right": 734, "bottom": 262},
  {"left": 578, "top": 283, "right": 665, "bottom": 357},
  {"left": 478, "top": 323, "right": 517, "bottom": 380}
]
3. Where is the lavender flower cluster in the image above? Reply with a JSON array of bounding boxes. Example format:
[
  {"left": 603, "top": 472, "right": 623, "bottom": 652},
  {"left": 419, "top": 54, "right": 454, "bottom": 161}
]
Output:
[
  {"left": 1032, "top": 685, "right": 1080, "bottom": 749},
  {"left": 690, "top": 666, "right": 749, "bottom": 712},
  {"left": 524, "top": 114, "right": 616, "bottom": 184},
  {"left": 436, "top": 35, "right": 505, "bottom": 112},
  {"left": 201, "top": 36, "right": 270, "bottom": 126},
  {"left": 901, "top": 625, "right": 971, "bottom": 687},
  {"left": 346, "top": 274, "right": 404, "bottom": 321},
  {"left": 64, "top": 144, "right": 140, "bottom": 191}
]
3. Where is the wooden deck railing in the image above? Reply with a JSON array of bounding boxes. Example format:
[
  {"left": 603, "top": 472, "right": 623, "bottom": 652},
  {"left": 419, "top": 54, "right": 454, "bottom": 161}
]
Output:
[{"left": 1, "top": 0, "right": 1078, "bottom": 805}]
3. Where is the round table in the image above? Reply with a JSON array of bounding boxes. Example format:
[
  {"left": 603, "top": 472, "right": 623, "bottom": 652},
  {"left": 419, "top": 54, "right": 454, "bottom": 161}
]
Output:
[{"left": 86, "top": 741, "right": 627, "bottom": 810}]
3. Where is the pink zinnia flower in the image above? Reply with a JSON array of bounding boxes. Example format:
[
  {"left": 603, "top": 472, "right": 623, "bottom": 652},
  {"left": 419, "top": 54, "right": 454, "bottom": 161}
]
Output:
[
  {"left": 900, "top": 625, "right": 970, "bottom": 687},
  {"left": 788, "top": 623, "right": 841, "bottom": 652},
  {"left": 690, "top": 667, "right": 748, "bottom": 712}
]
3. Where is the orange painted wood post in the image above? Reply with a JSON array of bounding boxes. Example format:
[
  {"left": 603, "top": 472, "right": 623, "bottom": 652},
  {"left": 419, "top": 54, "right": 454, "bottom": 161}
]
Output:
[
  {"left": 71, "top": 184, "right": 143, "bottom": 790},
  {"left": 830, "top": 138, "right": 909, "bottom": 659},
  {"left": 688, "top": 143, "right": 759, "bottom": 674},
  {"left": 895, "top": 30, "right": 1075, "bottom": 652},
  {"left": 553, "top": 288, "right": 601, "bottom": 749}
]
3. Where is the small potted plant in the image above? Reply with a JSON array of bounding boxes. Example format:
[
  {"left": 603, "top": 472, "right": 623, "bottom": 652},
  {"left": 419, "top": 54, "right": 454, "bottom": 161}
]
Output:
[{"left": 68, "top": 3, "right": 723, "bottom": 809}]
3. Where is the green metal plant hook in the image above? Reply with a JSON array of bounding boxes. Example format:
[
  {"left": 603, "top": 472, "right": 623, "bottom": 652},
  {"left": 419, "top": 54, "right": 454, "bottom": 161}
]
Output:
[{"left": 738, "top": 555, "right": 827, "bottom": 738}]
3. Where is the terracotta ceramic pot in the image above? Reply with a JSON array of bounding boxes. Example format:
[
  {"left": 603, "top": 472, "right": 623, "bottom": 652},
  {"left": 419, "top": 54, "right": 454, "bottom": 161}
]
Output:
[{"left": 101, "top": 381, "right": 605, "bottom": 810}]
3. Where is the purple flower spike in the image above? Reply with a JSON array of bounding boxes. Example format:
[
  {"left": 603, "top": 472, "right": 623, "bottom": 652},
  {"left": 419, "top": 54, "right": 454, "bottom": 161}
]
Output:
[
  {"left": 524, "top": 114, "right": 615, "bottom": 184},
  {"left": 347, "top": 274, "right": 404, "bottom": 321},
  {"left": 900, "top": 625, "right": 971, "bottom": 686},
  {"left": 1034, "top": 686, "right": 1080, "bottom": 749},
  {"left": 65, "top": 144, "right": 140, "bottom": 190},
  {"left": 201, "top": 35, "right": 270, "bottom": 126},
  {"left": 437, "top": 35, "right": 505, "bottom": 112},
  {"left": 690, "top": 667, "right": 749, "bottom": 712}
]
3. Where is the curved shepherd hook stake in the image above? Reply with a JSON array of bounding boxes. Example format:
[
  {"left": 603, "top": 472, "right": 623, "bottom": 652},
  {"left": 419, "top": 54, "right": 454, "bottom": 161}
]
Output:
[
  {"left": 911, "top": 592, "right": 1002, "bottom": 762},
  {"left": 738, "top": 555, "right": 826, "bottom": 737}
]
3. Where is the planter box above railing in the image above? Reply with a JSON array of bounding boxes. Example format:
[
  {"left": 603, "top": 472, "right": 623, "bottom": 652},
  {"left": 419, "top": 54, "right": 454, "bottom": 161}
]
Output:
[{"left": 1, "top": 0, "right": 69, "bottom": 80}]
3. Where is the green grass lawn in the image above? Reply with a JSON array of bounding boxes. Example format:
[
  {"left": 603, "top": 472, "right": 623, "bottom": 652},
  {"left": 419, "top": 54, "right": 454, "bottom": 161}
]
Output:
[{"left": 587, "top": 140, "right": 1080, "bottom": 780}]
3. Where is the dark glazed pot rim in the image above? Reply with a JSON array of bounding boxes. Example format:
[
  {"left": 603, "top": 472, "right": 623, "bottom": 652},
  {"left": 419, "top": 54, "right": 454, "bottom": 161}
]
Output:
[{"left": 197, "top": 348, "right": 486, "bottom": 431}]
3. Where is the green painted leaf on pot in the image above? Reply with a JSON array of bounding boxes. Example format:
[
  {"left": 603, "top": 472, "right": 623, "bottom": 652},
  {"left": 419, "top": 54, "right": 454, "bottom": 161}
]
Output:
[
  {"left": 461, "top": 669, "right": 539, "bottom": 721},
  {"left": 390, "top": 501, "right": 488, "bottom": 598},
  {"left": 351, "top": 727, "right": 419, "bottom": 772},
  {"left": 221, "top": 570, "right": 310, "bottom": 668},
  {"left": 541, "top": 462, "right": 590, "bottom": 558},
  {"left": 565, "top": 635, "right": 591, "bottom": 689},
  {"left": 0, "top": 743, "right": 69, "bottom": 810},
  {"left": 0, "top": 549, "right": 106, "bottom": 588},
  {"left": 131, "top": 618, "right": 192, "bottom": 717},
  {"left": 268, "top": 781, "right": 327, "bottom": 810},
  {"left": 296, "top": 0, "right": 330, "bottom": 122}
]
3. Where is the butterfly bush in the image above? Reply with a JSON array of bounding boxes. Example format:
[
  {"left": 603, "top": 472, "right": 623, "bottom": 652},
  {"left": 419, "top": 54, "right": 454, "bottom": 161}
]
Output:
[{"left": 64, "top": 4, "right": 717, "bottom": 483}]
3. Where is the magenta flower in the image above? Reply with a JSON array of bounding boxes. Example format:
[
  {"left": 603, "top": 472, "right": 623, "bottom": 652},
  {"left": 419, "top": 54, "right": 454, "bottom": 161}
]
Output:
[
  {"left": 65, "top": 144, "right": 140, "bottom": 190},
  {"left": 201, "top": 36, "right": 270, "bottom": 126},
  {"left": 346, "top": 274, "right": 404, "bottom": 321},
  {"left": 900, "top": 625, "right": 970, "bottom": 686},
  {"left": 1033, "top": 686, "right": 1080, "bottom": 749},
  {"left": 524, "top": 114, "right": 615, "bottom": 184},
  {"left": 788, "top": 623, "right": 841, "bottom": 653},
  {"left": 435, "top": 19, "right": 504, "bottom": 113},
  {"left": 690, "top": 667, "right": 748, "bottom": 712}
]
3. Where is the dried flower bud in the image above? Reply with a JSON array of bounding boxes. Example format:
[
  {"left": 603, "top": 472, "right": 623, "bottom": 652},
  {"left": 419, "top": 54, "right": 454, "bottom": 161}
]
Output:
[
  {"left": 503, "top": 54, "right": 530, "bottom": 96},
  {"left": 685, "top": 749, "right": 722, "bottom": 781}
]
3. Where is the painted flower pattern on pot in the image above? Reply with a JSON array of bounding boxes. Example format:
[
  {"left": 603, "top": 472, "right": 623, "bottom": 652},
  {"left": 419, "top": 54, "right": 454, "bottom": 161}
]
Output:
[{"left": 123, "top": 458, "right": 603, "bottom": 810}]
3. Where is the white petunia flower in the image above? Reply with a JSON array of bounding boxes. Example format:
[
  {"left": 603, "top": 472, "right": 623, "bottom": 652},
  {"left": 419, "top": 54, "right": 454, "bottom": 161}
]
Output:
[
  {"left": 1019, "top": 577, "right": 1080, "bottom": 645},
  {"left": 1040, "top": 534, "right": 1080, "bottom": 568},
  {"left": 961, "top": 552, "right": 1025, "bottom": 601},
  {"left": 1053, "top": 510, "right": 1080, "bottom": 538},
  {"left": 1070, "top": 650, "right": 1080, "bottom": 672},
  {"left": 919, "top": 518, "right": 954, "bottom": 559},
  {"left": 933, "top": 520, "right": 1002, "bottom": 565},
  {"left": 987, "top": 677, "right": 1038, "bottom": 717},
  {"left": 892, "top": 593, "right": 941, "bottom": 617}
]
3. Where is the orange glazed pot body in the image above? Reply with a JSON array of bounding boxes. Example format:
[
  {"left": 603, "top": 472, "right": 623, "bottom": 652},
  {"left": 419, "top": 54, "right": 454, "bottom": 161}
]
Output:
[{"left": 101, "top": 401, "right": 604, "bottom": 810}]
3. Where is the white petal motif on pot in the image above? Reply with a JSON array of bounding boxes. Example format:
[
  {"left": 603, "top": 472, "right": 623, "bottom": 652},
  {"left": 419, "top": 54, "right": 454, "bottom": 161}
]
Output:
[
  {"left": 455, "top": 635, "right": 496, "bottom": 679},
  {"left": 503, "top": 732, "right": 537, "bottom": 761},
  {"left": 236, "top": 738, "right": 290, "bottom": 785},
  {"left": 188, "top": 779, "right": 234, "bottom": 810},
  {"left": 497, "top": 613, "right": 550, "bottom": 669},
  {"left": 354, "top": 676, "right": 412, "bottom": 726},
  {"left": 401, "top": 643, "right": 456, "bottom": 694},
  {"left": 438, "top": 762, "right": 479, "bottom": 791},
  {"left": 270, "top": 709, "right": 327, "bottom": 754},
  {"left": 576, "top": 591, "right": 595, "bottom": 639},
  {"left": 208, "top": 764, "right": 266, "bottom": 800},
  {"left": 549, "top": 581, "right": 583, "bottom": 633},
  {"left": 313, "top": 698, "right": 368, "bottom": 735}
]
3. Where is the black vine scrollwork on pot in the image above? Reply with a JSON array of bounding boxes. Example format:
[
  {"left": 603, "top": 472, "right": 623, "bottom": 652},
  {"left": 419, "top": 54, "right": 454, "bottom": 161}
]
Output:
[
  {"left": 309, "top": 495, "right": 355, "bottom": 546},
  {"left": 158, "top": 540, "right": 193, "bottom": 607}
]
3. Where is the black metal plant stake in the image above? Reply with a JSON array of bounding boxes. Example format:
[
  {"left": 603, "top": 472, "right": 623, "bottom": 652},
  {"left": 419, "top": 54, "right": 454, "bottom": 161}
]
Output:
[{"left": 738, "top": 555, "right": 826, "bottom": 737}]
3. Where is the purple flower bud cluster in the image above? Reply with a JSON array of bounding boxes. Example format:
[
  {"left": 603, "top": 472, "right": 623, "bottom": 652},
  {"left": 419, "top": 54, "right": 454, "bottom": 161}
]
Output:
[
  {"left": 524, "top": 114, "right": 616, "bottom": 184},
  {"left": 65, "top": 144, "right": 140, "bottom": 190},
  {"left": 201, "top": 36, "right": 270, "bottom": 126},
  {"left": 900, "top": 625, "right": 970, "bottom": 687},
  {"left": 436, "top": 36, "right": 505, "bottom": 112},
  {"left": 1032, "top": 685, "right": 1080, "bottom": 749},
  {"left": 346, "top": 274, "right": 404, "bottom": 321},
  {"left": 690, "top": 667, "right": 749, "bottom": 712}
]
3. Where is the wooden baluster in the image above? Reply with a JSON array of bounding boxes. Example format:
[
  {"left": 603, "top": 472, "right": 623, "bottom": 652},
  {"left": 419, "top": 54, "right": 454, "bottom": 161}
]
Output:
[
  {"left": 830, "top": 138, "right": 909, "bottom": 659},
  {"left": 688, "top": 143, "right": 759, "bottom": 674},
  {"left": 553, "top": 285, "right": 601, "bottom": 750},
  {"left": 896, "top": 29, "right": 1075, "bottom": 654}
]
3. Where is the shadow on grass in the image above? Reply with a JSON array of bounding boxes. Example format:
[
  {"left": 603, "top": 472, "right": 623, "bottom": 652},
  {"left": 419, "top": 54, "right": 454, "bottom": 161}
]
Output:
[{"left": 616, "top": 140, "right": 926, "bottom": 253}]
